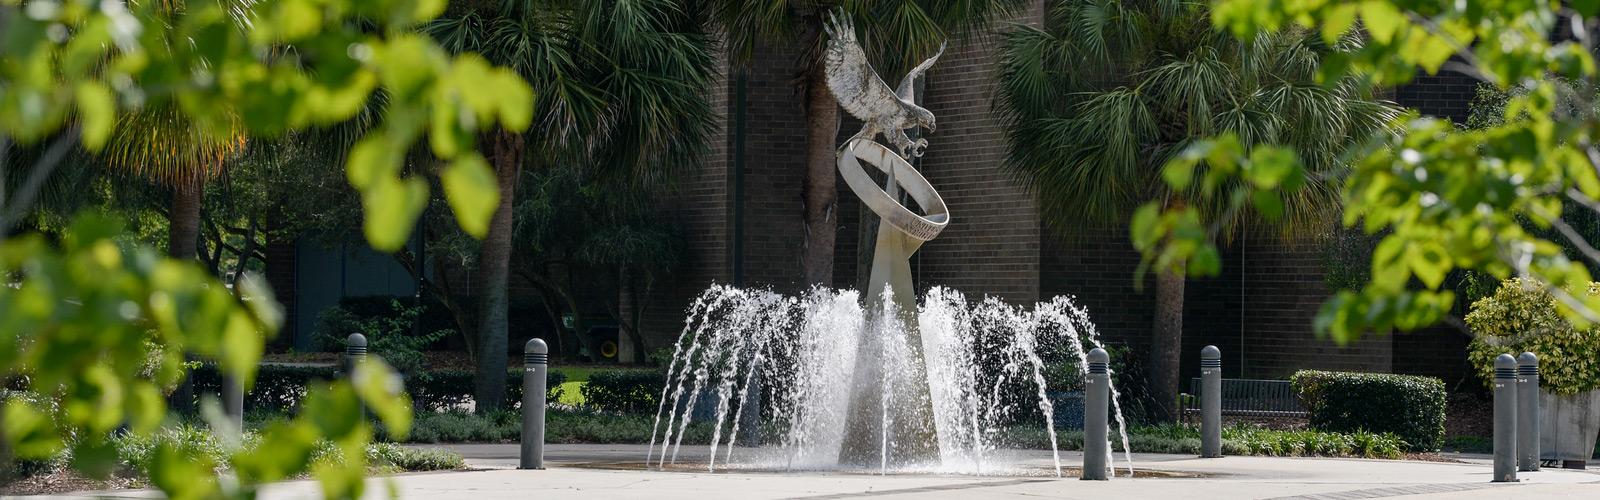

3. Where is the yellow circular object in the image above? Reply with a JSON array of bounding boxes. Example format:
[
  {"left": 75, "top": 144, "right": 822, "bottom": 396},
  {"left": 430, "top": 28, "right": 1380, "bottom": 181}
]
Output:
[{"left": 600, "top": 341, "right": 618, "bottom": 358}]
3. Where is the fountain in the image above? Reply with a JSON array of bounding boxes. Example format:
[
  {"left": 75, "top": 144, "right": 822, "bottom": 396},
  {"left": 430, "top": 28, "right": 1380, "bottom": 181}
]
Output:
[
  {"left": 647, "top": 14, "right": 1133, "bottom": 477},
  {"left": 647, "top": 286, "right": 1135, "bottom": 476}
]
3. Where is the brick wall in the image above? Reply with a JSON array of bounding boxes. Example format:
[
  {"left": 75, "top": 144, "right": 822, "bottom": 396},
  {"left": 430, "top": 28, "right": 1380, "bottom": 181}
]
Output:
[
  {"left": 735, "top": 43, "right": 810, "bottom": 295},
  {"left": 913, "top": 11, "right": 1042, "bottom": 304},
  {"left": 640, "top": 53, "right": 735, "bottom": 351},
  {"left": 1231, "top": 231, "right": 1394, "bottom": 379},
  {"left": 1395, "top": 69, "right": 1478, "bottom": 123},
  {"left": 1391, "top": 325, "right": 1472, "bottom": 385}
]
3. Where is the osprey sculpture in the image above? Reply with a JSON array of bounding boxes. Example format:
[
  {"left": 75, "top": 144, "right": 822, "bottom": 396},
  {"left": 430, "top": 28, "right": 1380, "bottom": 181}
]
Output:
[{"left": 824, "top": 14, "right": 946, "bottom": 159}]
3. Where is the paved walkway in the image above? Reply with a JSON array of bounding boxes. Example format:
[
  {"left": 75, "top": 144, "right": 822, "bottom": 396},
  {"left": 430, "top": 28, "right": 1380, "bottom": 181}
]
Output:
[{"left": 26, "top": 444, "right": 1600, "bottom": 499}]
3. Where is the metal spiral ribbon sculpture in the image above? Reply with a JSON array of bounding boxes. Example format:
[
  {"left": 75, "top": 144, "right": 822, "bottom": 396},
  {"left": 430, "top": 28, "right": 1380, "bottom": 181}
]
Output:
[{"left": 826, "top": 12, "right": 951, "bottom": 467}]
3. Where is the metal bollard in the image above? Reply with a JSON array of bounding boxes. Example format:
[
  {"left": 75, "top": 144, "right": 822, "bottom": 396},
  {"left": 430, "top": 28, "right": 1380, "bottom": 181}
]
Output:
[
  {"left": 346, "top": 333, "right": 368, "bottom": 417},
  {"left": 1517, "top": 352, "right": 1540, "bottom": 472},
  {"left": 521, "top": 338, "right": 548, "bottom": 470},
  {"left": 1201, "top": 345, "right": 1222, "bottom": 458},
  {"left": 1493, "top": 353, "right": 1518, "bottom": 482},
  {"left": 1082, "top": 348, "right": 1109, "bottom": 481},
  {"left": 345, "top": 333, "right": 368, "bottom": 374},
  {"left": 223, "top": 372, "right": 243, "bottom": 429}
]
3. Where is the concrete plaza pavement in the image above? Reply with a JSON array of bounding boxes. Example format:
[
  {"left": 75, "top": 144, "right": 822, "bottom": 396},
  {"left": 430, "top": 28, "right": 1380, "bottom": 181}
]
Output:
[{"left": 25, "top": 443, "right": 1600, "bottom": 499}]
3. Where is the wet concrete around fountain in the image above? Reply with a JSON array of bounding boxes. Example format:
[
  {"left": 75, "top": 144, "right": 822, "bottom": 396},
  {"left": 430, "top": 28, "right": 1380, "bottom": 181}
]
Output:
[{"left": 23, "top": 443, "right": 1600, "bottom": 500}]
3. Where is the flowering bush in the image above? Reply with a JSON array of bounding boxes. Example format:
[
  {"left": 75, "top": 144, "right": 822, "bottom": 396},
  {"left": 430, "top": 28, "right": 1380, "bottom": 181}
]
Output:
[{"left": 1465, "top": 278, "right": 1600, "bottom": 395}]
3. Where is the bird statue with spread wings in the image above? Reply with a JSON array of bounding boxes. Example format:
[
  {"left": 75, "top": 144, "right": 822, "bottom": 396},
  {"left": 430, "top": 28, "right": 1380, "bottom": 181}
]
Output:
[{"left": 824, "top": 14, "right": 946, "bottom": 159}]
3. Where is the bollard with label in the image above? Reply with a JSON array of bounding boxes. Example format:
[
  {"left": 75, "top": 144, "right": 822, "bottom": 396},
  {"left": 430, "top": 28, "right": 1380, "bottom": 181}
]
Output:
[
  {"left": 1493, "top": 353, "right": 1518, "bottom": 482},
  {"left": 1201, "top": 345, "right": 1222, "bottom": 458},
  {"left": 345, "top": 333, "right": 367, "bottom": 373},
  {"left": 346, "top": 333, "right": 368, "bottom": 417},
  {"left": 521, "top": 338, "right": 548, "bottom": 470},
  {"left": 1517, "top": 352, "right": 1540, "bottom": 472},
  {"left": 1082, "top": 348, "right": 1109, "bottom": 480}
]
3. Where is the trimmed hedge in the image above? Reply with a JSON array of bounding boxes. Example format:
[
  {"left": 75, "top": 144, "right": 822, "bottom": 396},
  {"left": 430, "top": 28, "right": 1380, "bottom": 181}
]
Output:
[
  {"left": 580, "top": 370, "right": 665, "bottom": 413},
  {"left": 190, "top": 364, "right": 566, "bottom": 413},
  {"left": 1291, "top": 370, "right": 1446, "bottom": 451}
]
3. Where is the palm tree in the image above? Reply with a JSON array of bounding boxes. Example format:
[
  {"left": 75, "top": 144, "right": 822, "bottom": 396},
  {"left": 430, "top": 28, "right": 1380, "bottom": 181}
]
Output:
[
  {"left": 101, "top": 102, "right": 244, "bottom": 260},
  {"left": 715, "top": 0, "right": 1031, "bottom": 286},
  {"left": 427, "top": 0, "right": 716, "bottom": 411},
  {"left": 994, "top": 0, "right": 1401, "bottom": 422}
]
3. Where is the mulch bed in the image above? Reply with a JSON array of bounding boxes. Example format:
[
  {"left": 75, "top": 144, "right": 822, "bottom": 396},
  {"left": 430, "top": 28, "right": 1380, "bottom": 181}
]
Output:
[
  {"left": 1405, "top": 453, "right": 1465, "bottom": 463},
  {"left": 1445, "top": 392, "right": 1492, "bottom": 439},
  {"left": 1, "top": 471, "right": 138, "bottom": 496}
]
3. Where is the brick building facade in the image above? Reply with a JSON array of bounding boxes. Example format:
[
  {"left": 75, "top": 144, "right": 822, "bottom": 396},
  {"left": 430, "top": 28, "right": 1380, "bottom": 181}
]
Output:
[
  {"left": 264, "top": 4, "right": 1480, "bottom": 386},
  {"left": 637, "top": 5, "right": 1478, "bottom": 387}
]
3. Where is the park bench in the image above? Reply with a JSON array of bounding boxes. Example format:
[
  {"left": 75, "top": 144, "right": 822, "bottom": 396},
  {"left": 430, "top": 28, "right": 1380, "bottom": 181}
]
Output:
[{"left": 1179, "top": 378, "right": 1307, "bottom": 421}]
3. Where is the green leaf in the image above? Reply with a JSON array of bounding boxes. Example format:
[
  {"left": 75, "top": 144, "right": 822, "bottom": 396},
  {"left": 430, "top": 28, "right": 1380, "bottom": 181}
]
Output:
[
  {"left": 360, "top": 177, "right": 429, "bottom": 252},
  {"left": 352, "top": 361, "right": 413, "bottom": 438},
  {"left": 1321, "top": 4, "right": 1358, "bottom": 45},
  {"left": 74, "top": 81, "right": 115, "bottom": 150},
  {"left": 149, "top": 441, "right": 219, "bottom": 500},
  {"left": 428, "top": 97, "right": 468, "bottom": 158},
  {"left": 3, "top": 401, "right": 62, "bottom": 459},
  {"left": 1130, "top": 203, "right": 1163, "bottom": 251},
  {"left": 441, "top": 153, "right": 502, "bottom": 238},
  {"left": 1410, "top": 241, "right": 1451, "bottom": 289},
  {"left": 345, "top": 137, "right": 399, "bottom": 189},
  {"left": 1247, "top": 146, "right": 1300, "bottom": 189},
  {"left": 69, "top": 438, "right": 119, "bottom": 480},
  {"left": 1575, "top": 0, "right": 1600, "bottom": 16},
  {"left": 1190, "top": 245, "right": 1223, "bottom": 276},
  {"left": 220, "top": 309, "right": 264, "bottom": 389},
  {"left": 127, "top": 384, "right": 166, "bottom": 434},
  {"left": 1252, "top": 189, "right": 1285, "bottom": 220},
  {"left": 1360, "top": 1, "right": 1405, "bottom": 45},
  {"left": 1162, "top": 157, "right": 1197, "bottom": 189}
]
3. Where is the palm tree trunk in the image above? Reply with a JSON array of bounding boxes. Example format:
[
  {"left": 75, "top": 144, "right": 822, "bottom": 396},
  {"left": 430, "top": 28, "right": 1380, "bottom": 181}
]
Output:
[
  {"left": 801, "top": 48, "right": 840, "bottom": 287},
  {"left": 474, "top": 131, "right": 522, "bottom": 413},
  {"left": 169, "top": 177, "right": 204, "bottom": 260},
  {"left": 167, "top": 176, "right": 204, "bottom": 414},
  {"left": 1150, "top": 260, "right": 1185, "bottom": 423}
]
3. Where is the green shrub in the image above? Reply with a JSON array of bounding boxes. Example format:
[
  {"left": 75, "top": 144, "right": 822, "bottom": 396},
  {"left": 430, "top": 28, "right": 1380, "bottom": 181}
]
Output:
[
  {"left": 314, "top": 300, "right": 452, "bottom": 375},
  {"left": 1464, "top": 278, "right": 1600, "bottom": 395},
  {"left": 366, "top": 442, "right": 465, "bottom": 471},
  {"left": 395, "top": 410, "right": 521, "bottom": 443},
  {"left": 190, "top": 365, "right": 565, "bottom": 413},
  {"left": 406, "top": 370, "right": 567, "bottom": 412},
  {"left": 327, "top": 295, "right": 550, "bottom": 354},
  {"left": 1291, "top": 370, "right": 1446, "bottom": 451},
  {"left": 190, "top": 364, "right": 340, "bottom": 413},
  {"left": 993, "top": 423, "right": 1399, "bottom": 458},
  {"left": 581, "top": 370, "right": 665, "bottom": 414}
]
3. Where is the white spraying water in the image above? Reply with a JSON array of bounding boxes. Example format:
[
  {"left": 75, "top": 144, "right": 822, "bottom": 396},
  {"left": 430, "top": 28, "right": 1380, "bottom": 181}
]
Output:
[{"left": 648, "top": 285, "right": 1134, "bottom": 476}]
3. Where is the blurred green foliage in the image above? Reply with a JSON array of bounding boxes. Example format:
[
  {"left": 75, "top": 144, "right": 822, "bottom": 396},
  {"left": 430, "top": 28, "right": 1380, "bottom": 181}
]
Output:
[{"left": 1136, "top": 0, "right": 1600, "bottom": 343}]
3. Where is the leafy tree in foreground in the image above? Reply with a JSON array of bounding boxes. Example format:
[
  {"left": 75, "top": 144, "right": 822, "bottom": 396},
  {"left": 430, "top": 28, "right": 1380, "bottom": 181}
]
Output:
[
  {"left": 994, "top": 0, "right": 1400, "bottom": 421},
  {"left": 1137, "top": 0, "right": 1600, "bottom": 343},
  {"left": 425, "top": 0, "right": 715, "bottom": 410},
  {"left": 1, "top": 0, "right": 538, "bottom": 497}
]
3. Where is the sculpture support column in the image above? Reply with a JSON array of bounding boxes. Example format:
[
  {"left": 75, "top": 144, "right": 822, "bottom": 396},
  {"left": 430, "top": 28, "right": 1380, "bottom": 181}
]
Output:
[{"left": 836, "top": 139, "right": 949, "bottom": 467}]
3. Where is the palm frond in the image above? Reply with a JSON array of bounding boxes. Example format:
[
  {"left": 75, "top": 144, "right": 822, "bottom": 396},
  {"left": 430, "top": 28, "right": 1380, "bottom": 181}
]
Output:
[{"left": 996, "top": 0, "right": 1402, "bottom": 241}]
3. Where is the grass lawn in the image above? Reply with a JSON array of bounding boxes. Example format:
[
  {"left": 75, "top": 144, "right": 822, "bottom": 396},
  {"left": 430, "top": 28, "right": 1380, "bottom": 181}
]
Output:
[
  {"left": 555, "top": 381, "right": 587, "bottom": 406},
  {"left": 548, "top": 365, "right": 656, "bottom": 407}
]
